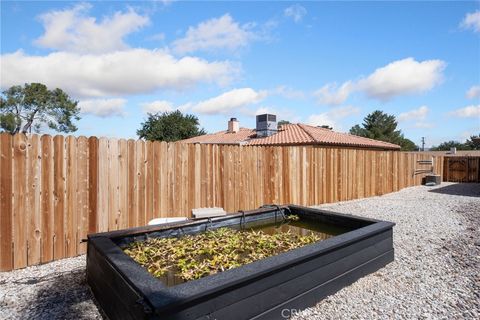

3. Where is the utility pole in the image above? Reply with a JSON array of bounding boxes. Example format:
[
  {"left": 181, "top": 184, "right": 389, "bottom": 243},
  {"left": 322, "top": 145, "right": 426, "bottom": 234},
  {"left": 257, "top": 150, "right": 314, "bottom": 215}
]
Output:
[{"left": 421, "top": 137, "right": 425, "bottom": 152}]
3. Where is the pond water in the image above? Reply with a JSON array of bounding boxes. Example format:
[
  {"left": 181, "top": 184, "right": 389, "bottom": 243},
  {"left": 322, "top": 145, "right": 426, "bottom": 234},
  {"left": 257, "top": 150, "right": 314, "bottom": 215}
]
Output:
[
  {"left": 245, "top": 217, "right": 352, "bottom": 239},
  {"left": 125, "top": 216, "right": 354, "bottom": 287}
]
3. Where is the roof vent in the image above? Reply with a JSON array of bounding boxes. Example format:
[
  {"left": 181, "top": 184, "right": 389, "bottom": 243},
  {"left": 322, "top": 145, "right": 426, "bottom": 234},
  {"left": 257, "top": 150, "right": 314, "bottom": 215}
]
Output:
[
  {"left": 227, "top": 117, "right": 239, "bottom": 133},
  {"left": 256, "top": 114, "right": 277, "bottom": 137},
  {"left": 317, "top": 125, "right": 333, "bottom": 130}
]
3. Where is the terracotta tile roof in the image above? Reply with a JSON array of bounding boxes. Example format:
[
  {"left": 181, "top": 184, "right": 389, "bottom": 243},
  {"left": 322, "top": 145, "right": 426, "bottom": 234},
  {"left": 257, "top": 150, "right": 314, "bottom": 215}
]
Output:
[
  {"left": 297, "top": 124, "right": 401, "bottom": 150},
  {"left": 180, "top": 123, "right": 400, "bottom": 150},
  {"left": 247, "top": 124, "right": 313, "bottom": 146},
  {"left": 180, "top": 128, "right": 255, "bottom": 144}
]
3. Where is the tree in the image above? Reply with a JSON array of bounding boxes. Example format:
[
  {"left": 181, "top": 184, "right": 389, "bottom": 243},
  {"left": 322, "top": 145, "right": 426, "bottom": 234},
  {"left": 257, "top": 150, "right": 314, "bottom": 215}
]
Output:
[
  {"left": 400, "top": 137, "right": 418, "bottom": 151},
  {"left": 0, "top": 83, "right": 80, "bottom": 134},
  {"left": 278, "top": 120, "right": 290, "bottom": 126},
  {"left": 349, "top": 110, "right": 418, "bottom": 151},
  {"left": 430, "top": 140, "right": 470, "bottom": 151},
  {"left": 277, "top": 120, "right": 290, "bottom": 129},
  {"left": 465, "top": 134, "right": 480, "bottom": 150},
  {"left": 137, "top": 110, "right": 206, "bottom": 142}
]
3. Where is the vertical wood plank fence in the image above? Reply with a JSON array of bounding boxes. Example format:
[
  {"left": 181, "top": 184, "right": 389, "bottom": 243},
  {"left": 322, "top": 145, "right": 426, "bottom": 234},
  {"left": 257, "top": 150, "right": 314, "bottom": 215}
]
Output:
[
  {"left": 0, "top": 133, "right": 444, "bottom": 271},
  {"left": 443, "top": 156, "right": 480, "bottom": 182}
]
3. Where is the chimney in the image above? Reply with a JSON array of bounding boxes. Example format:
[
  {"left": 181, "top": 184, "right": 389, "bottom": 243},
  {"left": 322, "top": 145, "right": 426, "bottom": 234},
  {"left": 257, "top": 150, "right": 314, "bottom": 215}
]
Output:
[
  {"left": 227, "top": 117, "right": 239, "bottom": 133},
  {"left": 256, "top": 114, "right": 277, "bottom": 137}
]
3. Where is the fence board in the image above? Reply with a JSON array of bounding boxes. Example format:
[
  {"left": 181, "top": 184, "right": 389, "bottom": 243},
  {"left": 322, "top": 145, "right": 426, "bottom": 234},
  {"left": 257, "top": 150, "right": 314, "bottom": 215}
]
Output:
[
  {"left": 88, "top": 137, "right": 98, "bottom": 234},
  {"left": 0, "top": 133, "right": 13, "bottom": 271},
  {"left": 145, "top": 141, "right": 154, "bottom": 222},
  {"left": 65, "top": 136, "right": 77, "bottom": 257},
  {"left": 118, "top": 139, "right": 128, "bottom": 229},
  {"left": 53, "top": 135, "right": 65, "bottom": 260},
  {"left": 127, "top": 139, "right": 136, "bottom": 227},
  {"left": 180, "top": 143, "right": 189, "bottom": 215},
  {"left": 27, "top": 134, "right": 42, "bottom": 265},
  {"left": 137, "top": 140, "right": 146, "bottom": 225},
  {"left": 13, "top": 134, "right": 28, "bottom": 268},
  {"left": 159, "top": 142, "right": 168, "bottom": 216},
  {"left": 108, "top": 139, "right": 119, "bottom": 231},
  {"left": 77, "top": 136, "right": 89, "bottom": 254},
  {"left": 97, "top": 138, "right": 109, "bottom": 232},
  {"left": 40, "top": 135, "right": 54, "bottom": 263},
  {"left": 153, "top": 142, "right": 162, "bottom": 218}
]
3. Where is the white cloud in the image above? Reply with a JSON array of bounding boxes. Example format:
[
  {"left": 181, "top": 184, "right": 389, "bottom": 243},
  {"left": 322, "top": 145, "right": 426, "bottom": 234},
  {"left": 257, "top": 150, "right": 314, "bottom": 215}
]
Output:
[
  {"left": 284, "top": 4, "right": 307, "bottom": 23},
  {"left": 314, "top": 58, "right": 445, "bottom": 105},
  {"left": 398, "top": 105, "right": 429, "bottom": 122},
  {"left": 78, "top": 98, "right": 126, "bottom": 117},
  {"left": 141, "top": 100, "right": 174, "bottom": 114},
  {"left": 313, "top": 81, "right": 354, "bottom": 106},
  {"left": 184, "top": 88, "right": 267, "bottom": 115},
  {"left": 172, "top": 14, "right": 256, "bottom": 54},
  {"left": 307, "top": 113, "right": 337, "bottom": 129},
  {"left": 34, "top": 3, "right": 149, "bottom": 53},
  {"left": 449, "top": 105, "right": 480, "bottom": 118},
  {"left": 460, "top": 10, "right": 480, "bottom": 33},
  {"left": 358, "top": 58, "right": 446, "bottom": 100},
  {"left": 466, "top": 85, "right": 480, "bottom": 99},
  {"left": 255, "top": 107, "right": 272, "bottom": 115},
  {"left": 307, "top": 106, "right": 360, "bottom": 131},
  {"left": 1, "top": 49, "right": 238, "bottom": 98}
]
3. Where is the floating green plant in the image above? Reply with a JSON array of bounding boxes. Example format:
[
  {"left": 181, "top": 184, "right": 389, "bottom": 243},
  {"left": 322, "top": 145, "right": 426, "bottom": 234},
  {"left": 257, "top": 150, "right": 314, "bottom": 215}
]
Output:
[{"left": 123, "top": 218, "right": 319, "bottom": 282}]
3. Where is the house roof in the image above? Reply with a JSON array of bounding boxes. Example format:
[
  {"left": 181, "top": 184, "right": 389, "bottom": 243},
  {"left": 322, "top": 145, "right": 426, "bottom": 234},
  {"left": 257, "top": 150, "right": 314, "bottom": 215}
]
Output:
[{"left": 181, "top": 123, "right": 401, "bottom": 150}]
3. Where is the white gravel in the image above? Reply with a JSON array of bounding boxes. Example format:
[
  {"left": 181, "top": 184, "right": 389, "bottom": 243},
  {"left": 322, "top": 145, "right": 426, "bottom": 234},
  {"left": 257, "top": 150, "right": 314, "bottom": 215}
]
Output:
[
  {"left": 293, "top": 182, "right": 480, "bottom": 320},
  {"left": 0, "top": 256, "right": 102, "bottom": 320},
  {"left": 0, "top": 182, "right": 478, "bottom": 320}
]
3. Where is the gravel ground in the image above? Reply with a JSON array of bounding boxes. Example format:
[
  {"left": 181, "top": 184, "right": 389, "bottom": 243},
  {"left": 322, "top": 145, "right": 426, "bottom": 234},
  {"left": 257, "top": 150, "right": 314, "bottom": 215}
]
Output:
[
  {"left": 293, "top": 182, "right": 480, "bottom": 320},
  {"left": 0, "top": 182, "right": 478, "bottom": 320}
]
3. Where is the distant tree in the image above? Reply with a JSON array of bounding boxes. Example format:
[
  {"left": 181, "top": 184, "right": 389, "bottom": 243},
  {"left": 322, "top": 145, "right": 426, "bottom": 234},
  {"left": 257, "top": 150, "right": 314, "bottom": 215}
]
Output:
[
  {"left": 400, "top": 137, "right": 418, "bottom": 151},
  {"left": 349, "top": 110, "right": 418, "bottom": 151},
  {"left": 430, "top": 140, "right": 470, "bottom": 151},
  {"left": 137, "top": 110, "right": 206, "bottom": 142},
  {"left": 349, "top": 124, "right": 364, "bottom": 136},
  {"left": 350, "top": 110, "right": 399, "bottom": 140},
  {"left": 0, "top": 83, "right": 80, "bottom": 134},
  {"left": 465, "top": 134, "right": 480, "bottom": 150},
  {"left": 278, "top": 120, "right": 290, "bottom": 129}
]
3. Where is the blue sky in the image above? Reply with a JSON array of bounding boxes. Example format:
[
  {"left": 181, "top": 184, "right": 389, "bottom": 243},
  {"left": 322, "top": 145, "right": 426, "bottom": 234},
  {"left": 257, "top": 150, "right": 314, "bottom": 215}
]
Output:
[{"left": 1, "top": 1, "right": 479, "bottom": 147}]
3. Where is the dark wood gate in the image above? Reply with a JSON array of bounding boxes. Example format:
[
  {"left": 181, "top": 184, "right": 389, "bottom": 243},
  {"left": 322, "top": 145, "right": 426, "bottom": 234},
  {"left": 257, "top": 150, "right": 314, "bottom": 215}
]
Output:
[{"left": 444, "top": 157, "right": 480, "bottom": 182}]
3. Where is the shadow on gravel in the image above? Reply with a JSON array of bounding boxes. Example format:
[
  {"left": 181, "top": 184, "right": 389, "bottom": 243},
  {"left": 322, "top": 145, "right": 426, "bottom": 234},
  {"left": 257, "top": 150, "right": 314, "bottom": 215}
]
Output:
[
  {"left": 428, "top": 183, "right": 480, "bottom": 198},
  {"left": 20, "top": 268, "right": 105, "bottom": 320}
]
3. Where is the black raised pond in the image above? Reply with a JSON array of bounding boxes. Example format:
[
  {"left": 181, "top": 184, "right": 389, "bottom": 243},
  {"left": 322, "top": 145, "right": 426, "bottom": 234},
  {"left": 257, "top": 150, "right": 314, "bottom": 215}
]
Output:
[{"left": 87, "top": 205, "right": 395, "bottom": 320}]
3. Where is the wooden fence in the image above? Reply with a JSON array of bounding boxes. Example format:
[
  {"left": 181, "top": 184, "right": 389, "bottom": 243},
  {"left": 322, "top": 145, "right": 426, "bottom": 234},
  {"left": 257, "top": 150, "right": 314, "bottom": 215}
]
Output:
[
  {"left": 0, "top": 133, "right": 444, "bottom": 271},
  {"left": 443, "top": 156, "right": 480, "bottom": 182}
]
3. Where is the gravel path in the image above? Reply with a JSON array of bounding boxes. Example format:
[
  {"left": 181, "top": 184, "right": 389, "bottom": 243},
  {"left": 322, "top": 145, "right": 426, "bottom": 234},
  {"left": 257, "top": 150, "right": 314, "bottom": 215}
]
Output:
[
  {"left": 0, "top": 182, "right": 478, "bottom": 320},
  {"left": 293, "top": 182, "right": 480, "bottom": 320}
]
